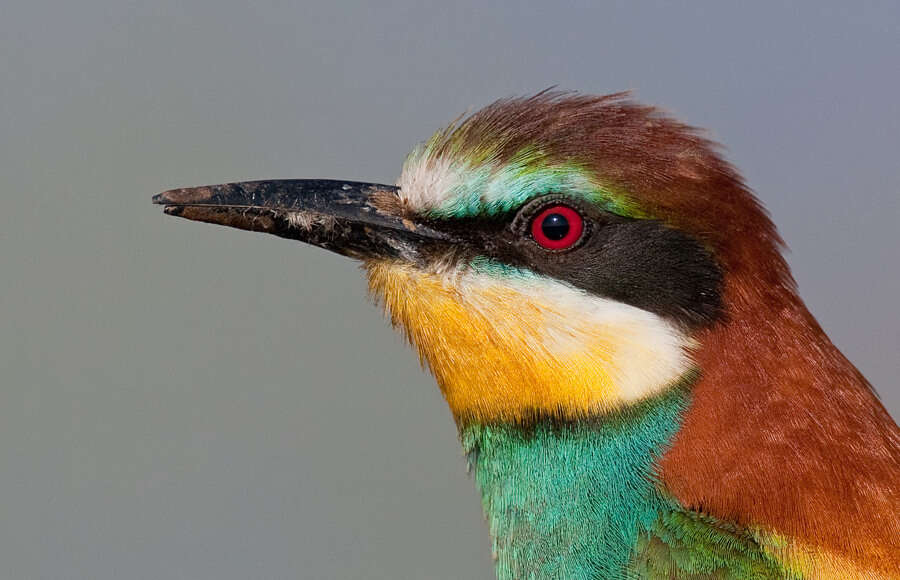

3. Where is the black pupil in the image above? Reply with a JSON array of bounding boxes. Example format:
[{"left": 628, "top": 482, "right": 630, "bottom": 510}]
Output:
[{"left": 541, "top": 213, "right": 570, "bottom": 241}]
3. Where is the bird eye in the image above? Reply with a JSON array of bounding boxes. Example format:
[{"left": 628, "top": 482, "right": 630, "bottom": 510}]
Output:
[{"left": 530, "top": 205, "right": 584, "bottom": 250}]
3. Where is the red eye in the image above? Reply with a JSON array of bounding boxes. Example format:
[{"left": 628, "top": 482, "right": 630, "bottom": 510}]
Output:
[{"left": 530, "top": 205, "right": 584, "bottom": 250}]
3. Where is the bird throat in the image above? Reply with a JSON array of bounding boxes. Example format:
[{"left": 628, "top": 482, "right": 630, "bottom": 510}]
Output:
[
  {"left": 366, "top": 258, "right": 702, "bottom": 576},
  {"left": 462, "top": 384, "right": 691, "bottom": 579},
  {"left": 365, "top": 259, "right": 695, "bottom": 424}
]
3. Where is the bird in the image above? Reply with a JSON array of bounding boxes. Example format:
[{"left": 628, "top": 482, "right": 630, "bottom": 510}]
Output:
[{"left": 153, "top": 92, "right": 900, "bottom": 579}]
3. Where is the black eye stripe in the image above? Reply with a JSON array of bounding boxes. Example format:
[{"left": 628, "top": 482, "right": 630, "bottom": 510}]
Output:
[{"left": 415, "top": 194, "right": 722, "bottom": 329}]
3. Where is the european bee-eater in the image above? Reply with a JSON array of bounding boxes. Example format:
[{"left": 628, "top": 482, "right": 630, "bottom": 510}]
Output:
[{"left": 153, "top": 93, "right": 900, "bottom": 579}]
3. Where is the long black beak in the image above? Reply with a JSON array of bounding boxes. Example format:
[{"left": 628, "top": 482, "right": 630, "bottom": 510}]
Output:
[{"left": 152, "top": 179, "right": 451, "bottom": 260}]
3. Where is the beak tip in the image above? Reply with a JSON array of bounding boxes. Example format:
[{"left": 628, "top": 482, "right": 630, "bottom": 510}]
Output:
[
  {"left": 162, "top": 205, "right": 184, "bottom": 216},
  {"left": 152, "top": 186, "right": 216, "bottom": 206}
]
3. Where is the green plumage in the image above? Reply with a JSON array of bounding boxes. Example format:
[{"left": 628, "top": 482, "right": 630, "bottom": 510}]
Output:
[
  {"left": 461, "top": 383, "right": 792, "bottom": 579},
  {"left": 404, "top": 145, "right": 647, "bottom": 220},
  {"left": 632, "top": 511, "right": 793, "bottom": 579}
]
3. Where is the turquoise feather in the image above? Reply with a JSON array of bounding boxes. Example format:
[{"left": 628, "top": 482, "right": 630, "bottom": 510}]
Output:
[{"left": 461, "top": 381, "right": 791, "bottom": 579}]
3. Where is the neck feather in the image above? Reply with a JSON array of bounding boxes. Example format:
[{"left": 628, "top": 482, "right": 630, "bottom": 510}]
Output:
[
  {"left": 660, "top": 276, "right": 900, "bottom": 575},
  {"left": 460, "top": 383, "right": 690, "bottom": 579}
]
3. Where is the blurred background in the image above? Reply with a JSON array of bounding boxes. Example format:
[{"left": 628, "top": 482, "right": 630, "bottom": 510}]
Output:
[{"left": 2, "top": 1, "right": 898, "bottom": 578}]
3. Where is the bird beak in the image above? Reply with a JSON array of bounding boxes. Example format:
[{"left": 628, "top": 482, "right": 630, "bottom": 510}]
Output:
[{"left": 152, "top": 179, "right": 451, "bottom": 260}]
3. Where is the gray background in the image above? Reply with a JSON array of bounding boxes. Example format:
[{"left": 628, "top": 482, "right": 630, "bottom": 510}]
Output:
[{"left": 2, "top": 1, "right": 898, "bottom": 578}]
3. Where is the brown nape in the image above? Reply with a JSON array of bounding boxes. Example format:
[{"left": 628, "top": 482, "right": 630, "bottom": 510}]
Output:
[{"left": 659, "top": 269, "right": 900, "bottom": 573}]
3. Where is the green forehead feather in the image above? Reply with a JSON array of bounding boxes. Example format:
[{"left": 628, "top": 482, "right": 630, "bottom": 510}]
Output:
[{"left": 402, "top": 132, "right": 648, "bottom": 220}]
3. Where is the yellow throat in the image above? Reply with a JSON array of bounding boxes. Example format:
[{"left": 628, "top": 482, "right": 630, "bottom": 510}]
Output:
[{"left": 365, "top": 259, "right": 695, "bottom": 423}]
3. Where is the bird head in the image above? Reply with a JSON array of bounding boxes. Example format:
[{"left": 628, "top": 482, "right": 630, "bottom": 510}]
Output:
[{"left": 153, "top": 92, "right": 788, "bottom": 425}]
